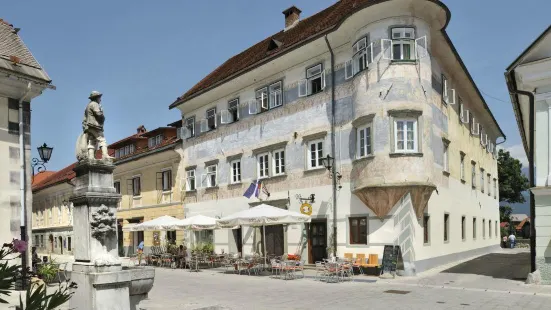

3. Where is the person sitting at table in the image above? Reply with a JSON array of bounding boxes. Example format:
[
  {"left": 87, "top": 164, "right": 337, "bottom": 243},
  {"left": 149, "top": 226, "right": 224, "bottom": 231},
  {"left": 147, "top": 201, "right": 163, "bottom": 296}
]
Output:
[
  {"left": 31, "top": 247, "right": 41, "bottom": 272},
  {"left": 177, "top": 245, "right": 187, "bottom": 268}
]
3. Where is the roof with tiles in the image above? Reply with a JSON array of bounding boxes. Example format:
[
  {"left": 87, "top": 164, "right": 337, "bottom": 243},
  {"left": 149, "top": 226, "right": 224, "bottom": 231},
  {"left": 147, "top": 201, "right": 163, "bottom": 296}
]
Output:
[
  {"left": 32, "top": 163, "right": 77, "bottom": 193},
  {"left": 0, "top": 19, "right": 43, "bottom": 69},
  {"left": 31, "top": 171, "right": 56, "bottom": 186},
  {"left": 170, "top": 0, "right": 379, "bottom": 107}
]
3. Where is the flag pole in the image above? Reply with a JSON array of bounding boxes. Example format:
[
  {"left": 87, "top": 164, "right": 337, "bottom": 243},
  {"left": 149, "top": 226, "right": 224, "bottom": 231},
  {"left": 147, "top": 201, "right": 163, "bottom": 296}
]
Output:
[{"left": 263, "top": 225, "right": 267, "bottom": 268}]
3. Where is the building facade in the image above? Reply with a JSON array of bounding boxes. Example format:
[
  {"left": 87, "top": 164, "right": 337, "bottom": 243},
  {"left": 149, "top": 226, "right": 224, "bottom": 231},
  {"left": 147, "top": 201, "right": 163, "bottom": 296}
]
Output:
[
  {"left": 0, "top": 18, "right": 54, "bottom": 258},
  {"left": 171, "top": 0, "right": 502, "bottom": 272},
  {"left": 31, "top": 122, "right": 184, "bottom": 257},
  {"left": 507, "top": 25, "right": 551, "bottom": 283}
]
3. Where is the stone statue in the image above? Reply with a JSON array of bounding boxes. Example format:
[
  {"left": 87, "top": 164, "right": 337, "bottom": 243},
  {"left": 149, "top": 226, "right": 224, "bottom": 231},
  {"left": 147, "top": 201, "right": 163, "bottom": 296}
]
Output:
[{"left": 76, "top": 91, "right": 114, "bottom": 161}]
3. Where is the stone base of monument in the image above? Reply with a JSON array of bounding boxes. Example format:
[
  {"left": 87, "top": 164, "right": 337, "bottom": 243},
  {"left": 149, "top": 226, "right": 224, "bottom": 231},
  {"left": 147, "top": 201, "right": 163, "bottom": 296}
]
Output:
[{"left": 69, "top": 159, "right": 155, "bottom": 310}]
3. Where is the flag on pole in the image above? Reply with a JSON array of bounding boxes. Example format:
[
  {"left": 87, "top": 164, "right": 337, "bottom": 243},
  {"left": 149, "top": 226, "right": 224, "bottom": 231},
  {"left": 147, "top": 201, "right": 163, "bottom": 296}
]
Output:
[{"left": 243, "top": 180, "right": 262, "bottom": 198}]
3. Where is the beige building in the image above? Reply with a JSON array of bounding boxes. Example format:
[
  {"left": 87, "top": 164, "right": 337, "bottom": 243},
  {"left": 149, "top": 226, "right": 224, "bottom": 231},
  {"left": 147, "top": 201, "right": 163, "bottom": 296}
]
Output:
[
  {"left": 31, "top": 122, "right": 184, "bottom": 257},
  {"left": 0, "top": 18, "right": 54, "bottom": 256}
]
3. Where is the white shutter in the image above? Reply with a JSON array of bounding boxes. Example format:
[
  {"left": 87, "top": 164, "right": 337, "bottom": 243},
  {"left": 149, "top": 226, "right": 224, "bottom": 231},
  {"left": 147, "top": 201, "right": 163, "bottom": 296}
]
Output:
[
  {"left": 367, "top": 42, "right": 374, "bottom": 65},
  {"left": 353, "top": 54, "right": 360, "bottom": 75},
  {"left": 260, "top": 93, "right": 268, "bottom": 110},
  {"left": 248, "top": 100, "right": 259, "bottom": 115},
  {"left": 471, "top": 120, "right": 480, "bottom": 136},
  {"left": 461, "top": 109, "right": 470, "bottom": 124},
  {"left": 381, "top": 39, "right": 392, "bottom": 60},
  {"left": 480, "top": 132, "right": 487, "bottom": 146},
  {"left": 200, "top": 119, "right": 208, "bottom": 133},
  {"left": 415, "top": 36, "right": 427, "bottom": 59},
  {"left": 180, "top": 127, "right": 191, "bottom": 139},
  {"left": 200, "top": 174, "right": 207, "bottom": 189},
  {"left": 298, "top": 79, "right": 308, "bottom": 97},
  {"left": 220, "top": 110, "right": 232, "bottom": 124},
  {"left": 345, "top": 59, "right": 353, "bottom": 80},
  {"left": 321, "top": 70, "right": 326, "bottom": 90},
  {"left": 447, "top": 89, "right": 456, "bottom": 105}
]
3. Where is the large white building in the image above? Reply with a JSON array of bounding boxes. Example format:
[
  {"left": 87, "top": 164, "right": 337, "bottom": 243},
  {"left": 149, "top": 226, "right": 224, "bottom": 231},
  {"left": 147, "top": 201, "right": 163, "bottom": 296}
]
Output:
[
  {"left": 170, "top": 0, "right": 502, "bottom": 272},
  {"left": 507, "top": 25, "right": 551, "bottom": 283},
  {"left": 0, "top": 18, "right": 54, "bottom": 255}
]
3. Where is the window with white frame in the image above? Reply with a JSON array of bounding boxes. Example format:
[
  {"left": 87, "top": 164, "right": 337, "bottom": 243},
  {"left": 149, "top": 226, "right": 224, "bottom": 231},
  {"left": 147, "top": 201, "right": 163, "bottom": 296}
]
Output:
[
  {"left": 228, "top": 99, "right": 239, "bottom": 123},
  {"left": 357, "top": 125, "right": 372, "bottom": 158},
  {"left": 471, "top": 162, "right": 476, "bottom": 189},
  {"left": 273, "top": 149, "right": 285, "bottom": 176},
  {"left": 257, "top": 153, "right": 269, "bottom": 179},
  {"left": 206, "top": 165, "right": 217, "bottom": 187},
  {"left": 115, "top": 144, "right": 135, "bottom": 159},
  {"left": 132, "top": 176, "right": 141, "bottom": 196},
  {"left": 186, "top": 169, "right": 196, "bottom": 191},
  {"left": 231, "top": 160, "right": 241, "bottom": 184},
  {"left": 391, "top": 27, "right": 415, "bottom": 60},
  {"left": 256, "top": 87, "right": 269, "bottom": 113},
  {"left": 308, "top": 140, "right": 324, "bottom": 169},
  {"left": 352, "top": 37, "right": 373, "bottom": 76},
  {"left": 206, "top": 108, "right": 216, "bottom": 131},
  {"left": 162, "top": 170, "right": 172, "bottom": 191},
  {"left": 487, "top": 173, "right": 491, "bottom": 197},
  {"left": 460, "top": 152, "right": 466, "bottom": 181},
  {"left": 148, "top": 134, "right": 163, "bottom": 148},
  {"left": 269, "top": 81, "right": 282, "bottom": 109},
  {"left": 480, "top": 168, "right": 485, "bottom": 193},
  {"left": 443, "top": 141, "right": 449, "bottom": 173},
  {"left": 299, "top": 64, "right": 325, "bottom": 97},
  {"left": 185, "top": 116, "right": 195, "bottom": 138},
  {"left": 394, "top": 119, "right": 417, "bottom": 152}
]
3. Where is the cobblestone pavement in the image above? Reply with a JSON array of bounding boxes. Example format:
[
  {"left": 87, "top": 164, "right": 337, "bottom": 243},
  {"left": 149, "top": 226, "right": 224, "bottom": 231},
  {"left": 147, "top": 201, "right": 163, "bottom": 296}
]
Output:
[{"left": 139, "top": 267, "right": 551, "bottom": 310}]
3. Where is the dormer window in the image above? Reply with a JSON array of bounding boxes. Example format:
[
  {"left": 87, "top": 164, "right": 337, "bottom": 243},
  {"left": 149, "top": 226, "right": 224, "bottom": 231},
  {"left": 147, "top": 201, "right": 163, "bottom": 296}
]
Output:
[
  {"left": 298, "top": 64, "right": 326, "bottom": 97},
  {"left": 148, "top": 134, "right": 163, "bottom": 148},
  {"left": 115, "top": 144, "right": 135, "bottom": 158}
]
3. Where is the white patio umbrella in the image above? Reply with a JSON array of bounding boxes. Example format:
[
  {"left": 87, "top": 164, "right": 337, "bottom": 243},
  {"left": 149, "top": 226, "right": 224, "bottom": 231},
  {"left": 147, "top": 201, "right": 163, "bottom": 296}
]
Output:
[
  {"left": 216, "top": 204, "right": 311, "bottom": 264},
  {"left": 127, "top": 215, "right": 182, "bottom": 231},
  {"left": 177, "top": 214, "right": 218, "bottom": 230}
]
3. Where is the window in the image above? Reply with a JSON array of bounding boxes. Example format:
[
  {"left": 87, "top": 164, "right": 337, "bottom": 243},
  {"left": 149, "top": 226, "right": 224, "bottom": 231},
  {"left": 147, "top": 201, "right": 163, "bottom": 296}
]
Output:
[
  {"left": 482, "top": 219, "right": 486, "bottom": 238},
  {"left": 148, "top": 134, "right": 163, "bottom": 148},
  {"left": 493, "top": 178, "right": 497, "bottom": 199},
  {"left": 480, "top": 168, "right": 485, "bottom": 193},
  {"left": 489, "top": 220, "right": 492, "bottom": 238},
  {"left": 228, "top": 99, "right": 239, "bottom": 123},
  {"left": 206, "top": 165, "right": 217, "bottom": 187},
  {"left": 423, "top": 215, "right": 430, "bottom": 244},
  {"left": 349, "top": 217, "right": 367, "bottom": 244},
  {"left": 9, "top": 146, "right": 19, "bottom": 161},
  {"left": 114, "top": 181, "right": 121, "bottom": 194},
  {"left": 394, "top": 119, "right": 417, "bottom": 152},
  {"left": 441, "top": 74, "right": 449, "bottom": 104},
  {"left": 256, "top": 87, "right": 268, "bottom": 112},
  {"left": 473, "top": 217, "right": 477, "bottom": 239},
  {"left": 460, "top": 152, "right": 466, "bottom": 181},
  {"left": 166, "top": 231, "right": 176, "bottom": 244},
  {"left": 231, "top": 160, "right": 241, "bottom": 184},
  {"left": 9, "top": 171, "right": 20, "bottom": 187},
  {"left": 269, "top": 81, "right": 282, "bottom": 109},
  {"left": 350, "top": 37, "right": 373, "bottom": 76},
  {"left": 487, "top": 174, "right": 491, "bottom": 197},
  {"left": 195, "top": 230, "right": 214, "bottom": 244},
  {"left": 257, "top": 153, "right": 269, "bottom": 179},
  {"left": 299, "top": 64, "right": 325, "bottom": 97},
  {"left": 162, "top": 170, "right": 172, "bottom": 191},
  {"left": 115, "top": 144, "right": 135, "bottom": 158},
  {"left": 186, "top": 169, "right": 196, "bottom": 191},
  {"left": 132, "top": 177, "right": 141, "bottom": 196},
  {"left": 273, "top": 149, "right": 285, "bottom": 176},
  {"left": 185, "top": 116, "right": 195, "bottom": 138},
  {"left": 308, "top": 140, "right": 324, "bottom": 169},
  {"left": 495, "top": 221, "right": 498, "bottom": 238},
  {"left": 67, "top": 237, "right": 72, "bottom": 251},
  {"left": 444, "top": 213, "right": 449, "bottom": 242},
  {"left": 461, "top": 216, "right": 466, "bottom": 240},
  {"left": 443, "top": 141, "right": 449, "bottom": 173},
  {"left": 391, "top": 27, "right": 415, "bottom": 60},
  {"left": 207, "top": 108, "right": 217, "bottom": 131},
  {"left": 40, "top": 235, "right": 44, "bottom": 248},
  {"left": 471, "top": 161, "right": 476, "bottom": 189},
  {"left": 357, "top": 125, "right": 372, "bottom": 158}
]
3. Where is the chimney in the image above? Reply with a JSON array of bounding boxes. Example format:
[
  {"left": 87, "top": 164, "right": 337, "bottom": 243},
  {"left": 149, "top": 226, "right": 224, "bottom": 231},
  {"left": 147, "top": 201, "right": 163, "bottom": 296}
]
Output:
[
  {"left": 136, "top": 125, "right": 147, "bottom": 135},
  {"left": 282, "top": 6, "right": 301, "bottom": 31}
]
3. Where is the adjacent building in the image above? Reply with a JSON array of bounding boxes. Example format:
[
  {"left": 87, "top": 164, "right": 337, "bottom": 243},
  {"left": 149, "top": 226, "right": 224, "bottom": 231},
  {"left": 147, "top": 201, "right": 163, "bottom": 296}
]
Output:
[
  {"left": 170, "top": 0, "right": 503, "bottom": 272},
  {"left": 0, "top": 18, "right": 54, "bottom": 256},
  {"left": 506, "top": 25, "right": 551, "bottom": 283},
  {"left": 31, "top": 122, "right": 184, "bottom": 257}
]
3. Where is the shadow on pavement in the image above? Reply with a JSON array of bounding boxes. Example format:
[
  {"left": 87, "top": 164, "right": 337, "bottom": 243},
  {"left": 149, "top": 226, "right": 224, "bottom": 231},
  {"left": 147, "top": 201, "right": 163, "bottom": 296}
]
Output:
[{"left": 442, "top": 252, "right": 529, "bottom": 281}]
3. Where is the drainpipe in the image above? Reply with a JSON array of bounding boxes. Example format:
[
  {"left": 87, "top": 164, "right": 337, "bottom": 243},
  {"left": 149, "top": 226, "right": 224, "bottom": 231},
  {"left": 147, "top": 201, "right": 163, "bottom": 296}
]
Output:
[
  {"left": 324, "top": 35, "right": 337, "bottom": 258},
  {"left": 511, "top": 89, "right": 536, "bottom": 273},
  {"left": 19, "top": 82, "right": 32, "bottom": 289}
]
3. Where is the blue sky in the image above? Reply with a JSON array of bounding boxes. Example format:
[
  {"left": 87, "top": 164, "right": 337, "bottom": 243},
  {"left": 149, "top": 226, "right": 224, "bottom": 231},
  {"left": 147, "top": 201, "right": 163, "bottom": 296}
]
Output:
[{"left": 3, "top": 0, "right": 550, "bottom": 171}]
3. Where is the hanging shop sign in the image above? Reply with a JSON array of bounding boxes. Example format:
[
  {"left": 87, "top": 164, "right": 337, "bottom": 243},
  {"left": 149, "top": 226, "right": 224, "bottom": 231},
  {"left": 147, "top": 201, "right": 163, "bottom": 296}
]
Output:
[{"left": 300, "top": 202, "right": 313, "bottom": 215}]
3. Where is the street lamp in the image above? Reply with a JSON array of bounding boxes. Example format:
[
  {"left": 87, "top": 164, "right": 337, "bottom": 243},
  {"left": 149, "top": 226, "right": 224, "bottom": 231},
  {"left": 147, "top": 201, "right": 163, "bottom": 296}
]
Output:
[
  {"left": 321, "top": 154, "right": 342, "bottom": 258},
  {"left": 31, "top": 143, "right": 53, "bottom": 181}
]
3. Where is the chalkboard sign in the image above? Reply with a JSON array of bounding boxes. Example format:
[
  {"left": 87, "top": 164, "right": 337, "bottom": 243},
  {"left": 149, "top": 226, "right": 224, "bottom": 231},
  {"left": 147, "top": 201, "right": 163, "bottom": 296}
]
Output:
[{"left": 381, "top": 245, "right": 404, "bottom": 275}]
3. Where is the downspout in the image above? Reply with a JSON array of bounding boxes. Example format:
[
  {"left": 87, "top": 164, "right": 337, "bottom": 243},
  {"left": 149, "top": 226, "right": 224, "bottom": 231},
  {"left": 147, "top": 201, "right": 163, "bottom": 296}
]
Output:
[
  {"left": 19, "top": 82, "right": 32, "bottom": 289},
  {"left": 324, "top": 35, "right": 337, "bottom": 258},
  {"left": 511, "top": 89, "right": 536, "bottom": 273}
]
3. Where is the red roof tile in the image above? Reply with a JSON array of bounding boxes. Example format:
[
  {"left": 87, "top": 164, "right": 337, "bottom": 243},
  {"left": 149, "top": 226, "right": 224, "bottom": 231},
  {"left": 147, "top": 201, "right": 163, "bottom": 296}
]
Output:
[
  {"left": 31, "top": 171, "right": 56, "bottom": 186},
  {"left": 171, "top": 0, "right": 416, "bottom": 107},
  {"left": 32, "top": 163, "right": 76, "bottom": 192}
]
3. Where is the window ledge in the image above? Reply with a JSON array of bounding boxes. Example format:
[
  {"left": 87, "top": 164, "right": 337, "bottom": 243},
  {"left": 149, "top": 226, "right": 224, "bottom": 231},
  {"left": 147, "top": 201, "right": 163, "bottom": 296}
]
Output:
[
  {"left": 133, "top": 196, "right": 142, "bottom": 200},
  {"left": 423, "top": 242, "right": 431, "bottom": 246},
  {"left": 205, "top": 186, "right": 219, "bottom": 191},
  {"left": 185, "top": 190, "right": 197, "bottom": 194},
  {"left": 228, "top": 182, "right": 243, "bottom": 187},
  {"left": 442, "top": 171, "right": 450, "bottom": 177},
  {"left": 461, "top": 179, "right": 466, "bottom": 184},
  {"left": 266, "top": 174, "right": 288, "bottom": 181},
  {"left": 444, "top": 240, "right": 450, "bottom": 244},
  {"left": 389, "top": 152, "right": 423, "bottom": 158},
  {"left": 391, "top": 60, "right": 417, "bottom": 64},
  {"left": 472, "top": 186, "right": 476, "bottom": 189},
  {"left": 304, "top": 167, "right": 327, "bottom": 174},
  {"left": 162, "top": 190, "right": 172, "bottom": 194},
  {"left": 353, "top": 155, "right": 375, "bottom": 163}
]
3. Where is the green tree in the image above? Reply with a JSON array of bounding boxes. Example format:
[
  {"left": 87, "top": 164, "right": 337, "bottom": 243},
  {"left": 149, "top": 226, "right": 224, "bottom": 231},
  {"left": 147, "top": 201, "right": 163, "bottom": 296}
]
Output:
[
  {"left": 498, "top": 149, "right": 529, "bottom": 203},
  {"left": 499, "top": 205, "right": 513, "bottom": 223}
]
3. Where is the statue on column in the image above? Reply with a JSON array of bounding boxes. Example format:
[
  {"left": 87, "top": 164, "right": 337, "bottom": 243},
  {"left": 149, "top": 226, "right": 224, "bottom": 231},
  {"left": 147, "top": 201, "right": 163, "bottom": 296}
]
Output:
[{"left": 76, "top": 91, "right": 114, "bottom": 161}]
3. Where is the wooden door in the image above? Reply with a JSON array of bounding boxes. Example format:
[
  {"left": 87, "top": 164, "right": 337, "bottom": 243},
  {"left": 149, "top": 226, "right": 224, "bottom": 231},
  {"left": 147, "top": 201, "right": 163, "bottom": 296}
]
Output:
[
  {"left": 309, "top": 221, "right": 327, "bottom": 263},
  {"left": 263, "top": 225, "right": 284, "bottom": 257}
]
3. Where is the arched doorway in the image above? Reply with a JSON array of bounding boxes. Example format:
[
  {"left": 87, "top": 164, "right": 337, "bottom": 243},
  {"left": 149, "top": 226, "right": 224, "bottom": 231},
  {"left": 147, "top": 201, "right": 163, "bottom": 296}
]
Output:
[
  {"left": 48, "top": 235, "right": 54, "bottom": 252},
  {"left": 58, "top": 236, "right": 63, "bottom": 254}
]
